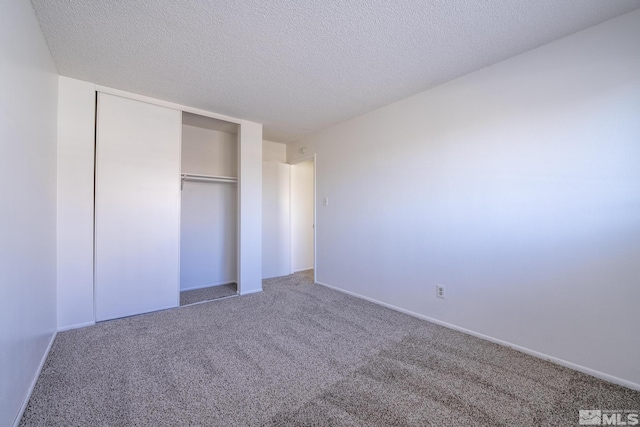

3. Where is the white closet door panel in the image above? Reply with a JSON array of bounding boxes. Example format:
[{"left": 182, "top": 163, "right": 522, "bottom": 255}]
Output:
[{"left": 95, "top": 93, "right": 181, "bottom": 321}]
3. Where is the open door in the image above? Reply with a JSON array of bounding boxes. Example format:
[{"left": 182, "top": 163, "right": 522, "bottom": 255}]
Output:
[
  {"left": 290, "top": 157, "right": 315, "bottom": 276},
  {"left": 262, "top": 161, "right": 291, "bottom": 279}
]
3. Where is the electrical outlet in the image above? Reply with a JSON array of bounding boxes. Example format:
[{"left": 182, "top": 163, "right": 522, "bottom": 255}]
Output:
[{"left": 436, "top": 284, "right": 446, "bottom": 299}]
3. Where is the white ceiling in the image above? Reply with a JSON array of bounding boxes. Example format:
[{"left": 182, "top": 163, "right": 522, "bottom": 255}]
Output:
[{"left": 31, "top": 0, "right": 639, "bottom": 143}]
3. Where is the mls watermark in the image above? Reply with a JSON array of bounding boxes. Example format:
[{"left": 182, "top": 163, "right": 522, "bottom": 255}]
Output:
[{"left": 579, "top": 410, "right": 639, "bottom": 425}]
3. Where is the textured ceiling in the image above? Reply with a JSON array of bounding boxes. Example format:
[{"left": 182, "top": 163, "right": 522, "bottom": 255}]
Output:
[{"left": 31, "top": 0, "right": 640, "bottom": 143}]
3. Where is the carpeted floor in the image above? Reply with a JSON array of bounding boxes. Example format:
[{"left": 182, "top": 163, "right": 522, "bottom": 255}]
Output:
[
  {"left": 180, "top": 283, "right": 237, "bottom": 306},
  {"left": 21, "top": 270, "right": 640, "bottom": 426}
]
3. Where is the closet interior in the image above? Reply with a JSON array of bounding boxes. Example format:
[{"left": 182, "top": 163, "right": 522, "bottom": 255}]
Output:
[{"left": 180, "top": 112, "right": 239, "bottom": 305}]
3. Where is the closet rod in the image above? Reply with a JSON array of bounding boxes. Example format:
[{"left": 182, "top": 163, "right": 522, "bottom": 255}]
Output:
[{"left": 181, "top": 173, "right": 238, "bottom": 189}]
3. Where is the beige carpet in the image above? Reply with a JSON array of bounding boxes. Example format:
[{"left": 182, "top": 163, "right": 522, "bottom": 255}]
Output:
[{"left": 21, "top": 270, "right": 640, "bottom": 426}]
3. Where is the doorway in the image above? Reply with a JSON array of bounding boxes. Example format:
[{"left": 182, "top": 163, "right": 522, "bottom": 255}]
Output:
[{"left": 290, "top": 157, "right": 315, "bottom": 279}]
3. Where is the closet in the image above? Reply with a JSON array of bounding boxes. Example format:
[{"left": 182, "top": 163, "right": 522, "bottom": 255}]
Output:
[
  {"left": 180, "top": 113, "right": 238, "bottom": 302},
  {"left": 95, "top": 93, "right": 239, "bottom": 322}
]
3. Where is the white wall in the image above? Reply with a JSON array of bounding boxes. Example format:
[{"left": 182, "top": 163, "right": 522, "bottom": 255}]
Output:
[
  {"left": 57, "top": 77, "right": 95, "bottom": 330},
  {"left": 182, "top": 125, "right": 237, "bottom": 177},
  {"left": 263, "top": 140, "right": 287, "bottom": 163},
  {"left": 291, "top": 159, "right": 314, "bottom": 272},
  {"left": 287, "top": 140, "right": 316, "bottom": 164},
  {"left": 181, "top": 125, "right": 237, "bottom": 290},
  {"left": 238, "top": 121, "right": 263, "bottom": 294},
  {"left": 0, "top": 0, "right": 59, "bottom": 425},
  {"left": 302, "top": 10, "right": 640, "bottom": 388}
]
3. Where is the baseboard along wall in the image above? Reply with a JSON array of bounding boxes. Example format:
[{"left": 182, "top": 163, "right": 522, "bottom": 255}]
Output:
[
  {"left": 315, "top": 281, "right": 640, "bottom": 392},
  {"left": 13, "top": 331, "right": 57, "bottom": 427}
]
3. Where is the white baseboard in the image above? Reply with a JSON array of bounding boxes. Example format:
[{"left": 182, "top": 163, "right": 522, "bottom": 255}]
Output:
[
  {"left": 13, "top": 331, "right": 57, "bottom": 427},
  {"left": 292, "top": 267, "right": 313, "bottom": 273},
  {"left": 180, "top": 280, "right": 237, "bottom": 292},
  {"left": 57, "top": 320, "right": 95, "bottom": 332},
  {"left": 315, "top": 281, "right": 640, "bottom": 392}
]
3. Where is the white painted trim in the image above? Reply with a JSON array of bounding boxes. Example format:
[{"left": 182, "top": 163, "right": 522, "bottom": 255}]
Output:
[
  {"left": 176, "top": 122, "right": 182, "bottom": 309},
  {"left": 312, "top": 154, "right": 317, "bottom": 284},
  {"left": 57, "top": 321, "right": 96, "bottom": 332},
  {"left": 95, "top": 85, "right": 243, "bottom": 125},
  {"left": 180, "top": 281, "right": 237, "bottom": 292},
  {"left": 315, "top": 281, "right": 640, "bottom": 392},
  {"left": 235, "top": 129, "right": 241, "bottom": 295},
  {"left": 293, "top": 267, "right": 314, "bottom": 273},
  {"left": 289, "top": 164, "right": 293, "bottom": 275},
  {"left": 13, "top": 331, "right": 57, "bottom": 427},
  {"left": 239, "top": 288, "right": 263, "bottom": 296}
]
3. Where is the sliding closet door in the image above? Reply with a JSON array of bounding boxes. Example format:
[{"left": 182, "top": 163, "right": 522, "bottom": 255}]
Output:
[{"left": 95, "top": 93, "right": 181, "bottom": 321}]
